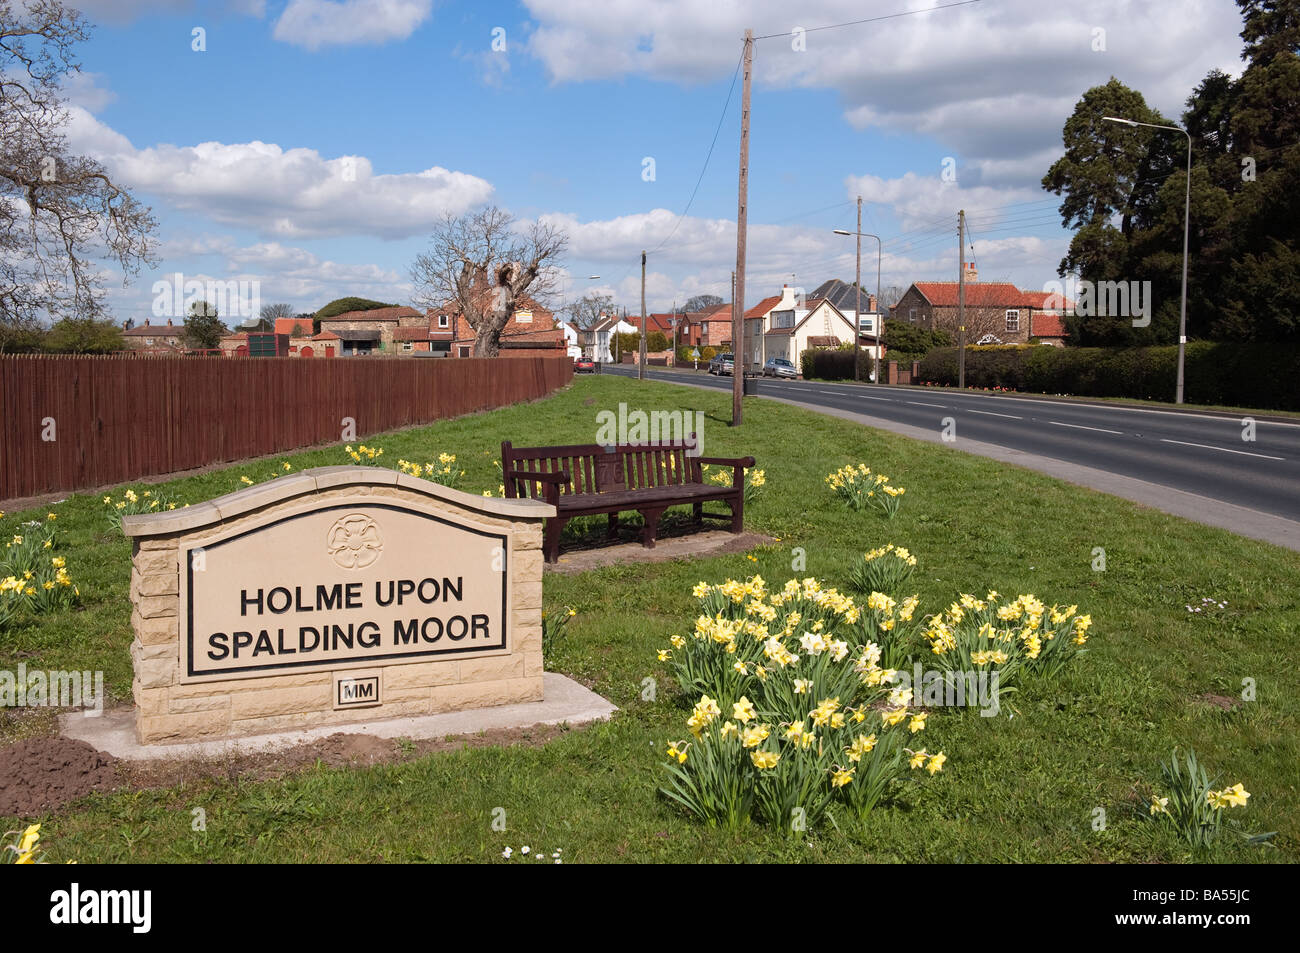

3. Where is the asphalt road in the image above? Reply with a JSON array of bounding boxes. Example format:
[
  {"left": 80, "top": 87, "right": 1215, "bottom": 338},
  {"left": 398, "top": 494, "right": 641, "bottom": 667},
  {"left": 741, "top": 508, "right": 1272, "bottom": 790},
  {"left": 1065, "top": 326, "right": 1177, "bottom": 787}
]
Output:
[{"left": 602, "top": 365, "right": 1300, "bottom": 524}]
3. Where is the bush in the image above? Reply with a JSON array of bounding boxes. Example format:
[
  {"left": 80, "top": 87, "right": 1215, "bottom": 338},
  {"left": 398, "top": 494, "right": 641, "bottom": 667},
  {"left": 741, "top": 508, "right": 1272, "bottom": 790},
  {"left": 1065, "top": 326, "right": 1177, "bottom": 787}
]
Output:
[
  {"left": 701, "top": 346, "right": 718, "bottom": 361},
  {"left": 916, "top": 341, "right": 1300, "bottom": 410}
]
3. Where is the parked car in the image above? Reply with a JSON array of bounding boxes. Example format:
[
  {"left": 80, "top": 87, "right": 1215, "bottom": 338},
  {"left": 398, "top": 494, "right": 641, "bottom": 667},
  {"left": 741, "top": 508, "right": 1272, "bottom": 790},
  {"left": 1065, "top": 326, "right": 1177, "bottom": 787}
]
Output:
[
  {"left": 708, "top": 352, "right": 735, "bottom": 376},
  {"left": 574, "top": 357, "right": 596, "bottom": 373},
  {"left": 762, "top": 357, "right": 798, "bottom": 379}
]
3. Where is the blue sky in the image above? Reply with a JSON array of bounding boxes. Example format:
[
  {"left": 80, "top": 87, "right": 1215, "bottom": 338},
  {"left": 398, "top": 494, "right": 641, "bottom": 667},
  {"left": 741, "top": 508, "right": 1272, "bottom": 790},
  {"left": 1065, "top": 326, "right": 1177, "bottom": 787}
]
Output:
[{"left": 60, "top": 0, "right": 1247, "bottom": 321}]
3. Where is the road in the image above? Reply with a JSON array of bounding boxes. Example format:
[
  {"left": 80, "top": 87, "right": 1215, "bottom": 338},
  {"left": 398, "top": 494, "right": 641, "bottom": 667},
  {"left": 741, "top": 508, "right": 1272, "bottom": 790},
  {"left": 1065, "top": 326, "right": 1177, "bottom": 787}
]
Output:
[{"left": 602, "top": 365, "right": 1300, "bottom": 524}]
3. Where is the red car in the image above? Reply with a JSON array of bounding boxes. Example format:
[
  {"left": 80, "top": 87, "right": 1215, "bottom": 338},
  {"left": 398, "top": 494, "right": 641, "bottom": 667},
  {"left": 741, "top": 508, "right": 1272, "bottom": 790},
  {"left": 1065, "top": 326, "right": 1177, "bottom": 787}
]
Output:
[{"left": 574, "top": 357, "right": 596, "bottom": 373}]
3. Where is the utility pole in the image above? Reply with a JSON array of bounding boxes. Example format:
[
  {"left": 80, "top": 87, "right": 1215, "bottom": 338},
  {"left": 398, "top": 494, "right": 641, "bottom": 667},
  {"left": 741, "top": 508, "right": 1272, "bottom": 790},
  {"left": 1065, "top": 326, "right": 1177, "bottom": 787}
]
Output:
[
  {"left": 671, "top": 299, "right": 678, "bottom": 364},
  {"left": 732, "top": 28, "right": 753, "bottom": 426},
  {"left": 639, "top": 250, "right": 647, "bottom": 381},
  {"left": 958, "top": 208, "right": 966, "bottom": 391},
  {"left": 854, "top": 195, "right": 862, "bottom": 383}
]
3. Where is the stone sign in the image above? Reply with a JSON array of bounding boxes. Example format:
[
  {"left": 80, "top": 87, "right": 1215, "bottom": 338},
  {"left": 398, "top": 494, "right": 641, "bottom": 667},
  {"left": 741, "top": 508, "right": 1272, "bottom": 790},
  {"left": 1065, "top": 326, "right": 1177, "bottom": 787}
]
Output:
[{"left": 123, "top": 467, "right": 554, "bottom": 744}]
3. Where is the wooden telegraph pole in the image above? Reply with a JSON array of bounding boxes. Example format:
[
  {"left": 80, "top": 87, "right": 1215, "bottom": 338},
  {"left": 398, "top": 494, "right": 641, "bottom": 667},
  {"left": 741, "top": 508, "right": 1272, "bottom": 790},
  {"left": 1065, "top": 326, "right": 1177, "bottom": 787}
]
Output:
[
  {"left": 639, "top": 250, "right": 647, "bottom": 381},
  {"left": 958, "top": 209, "right": 967, "bottom": 390},
  {"left": 732, "top": 28, "right": 753, "bottom": 425}
]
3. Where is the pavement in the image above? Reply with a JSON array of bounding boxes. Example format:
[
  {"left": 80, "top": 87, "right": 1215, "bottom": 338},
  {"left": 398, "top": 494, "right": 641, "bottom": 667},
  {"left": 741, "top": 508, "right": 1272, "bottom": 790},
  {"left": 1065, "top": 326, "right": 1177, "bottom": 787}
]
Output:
[
  {"left": 603, "top": 365, "right": 1300, "bottom": 552},
  {"left": 60, "top": 672, "right": 617, "bottom": 761}
]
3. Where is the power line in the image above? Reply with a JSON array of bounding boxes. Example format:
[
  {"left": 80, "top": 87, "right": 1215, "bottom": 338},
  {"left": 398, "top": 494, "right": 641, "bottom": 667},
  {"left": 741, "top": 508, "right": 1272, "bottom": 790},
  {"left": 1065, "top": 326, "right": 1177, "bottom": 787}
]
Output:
[{"left": 753, "top": 0, "right": 983, "bottom": 40}]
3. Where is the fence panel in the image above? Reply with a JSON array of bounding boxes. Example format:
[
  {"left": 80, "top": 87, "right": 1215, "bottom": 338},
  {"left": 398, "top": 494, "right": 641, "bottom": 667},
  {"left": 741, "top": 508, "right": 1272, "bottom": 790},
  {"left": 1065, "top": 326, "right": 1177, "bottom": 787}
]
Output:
[{"left": 0, "top": 355, "right": 573, "bottom": 500}]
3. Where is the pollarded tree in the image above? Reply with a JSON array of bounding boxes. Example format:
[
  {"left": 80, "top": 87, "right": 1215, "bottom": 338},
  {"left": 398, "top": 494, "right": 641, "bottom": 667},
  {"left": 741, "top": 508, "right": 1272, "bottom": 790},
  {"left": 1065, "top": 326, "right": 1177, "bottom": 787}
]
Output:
[
  {"left": 410, "top": 206, "right": 568, "bottom": 357},
  {"left": 0, "top": 0, "right": 157, "bottom": 330},
  {"left": 567, "top": 291, "right": 614, "bottom": 332}
]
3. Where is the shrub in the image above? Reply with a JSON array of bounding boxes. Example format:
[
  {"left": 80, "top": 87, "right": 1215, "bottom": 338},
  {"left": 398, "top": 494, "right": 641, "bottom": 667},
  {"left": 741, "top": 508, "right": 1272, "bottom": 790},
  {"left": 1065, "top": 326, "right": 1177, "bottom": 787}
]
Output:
[
  {"left": 657, "top": 576, "right": 942, "bottom": 830},
  {"left": 849, "top": 544, "right": 916, "bottom": 595},
  {"left": 917, "top": 341, "right": 1300, "bottom": 410},
  {"left": 800, "top": 348, "right": 862, "bottom": 381},
  {"left": 701, "top": 346, "right": 718, "bottom": 361}
]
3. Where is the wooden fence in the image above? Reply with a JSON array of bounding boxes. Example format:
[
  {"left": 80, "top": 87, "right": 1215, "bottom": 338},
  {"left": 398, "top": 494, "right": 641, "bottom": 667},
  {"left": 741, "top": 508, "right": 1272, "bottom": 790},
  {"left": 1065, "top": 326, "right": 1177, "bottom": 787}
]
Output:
[{"left": 0, "top": 355, "right": 573, "bottom": 501}]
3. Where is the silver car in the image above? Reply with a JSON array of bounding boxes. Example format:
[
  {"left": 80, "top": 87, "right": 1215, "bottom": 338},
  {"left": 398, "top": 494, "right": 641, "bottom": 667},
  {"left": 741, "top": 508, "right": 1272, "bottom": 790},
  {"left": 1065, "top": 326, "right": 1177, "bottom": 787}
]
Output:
[
  {"left": 708, "top": 353, "right": 735, "bottom": 376},
  {"left": 762, "top": 357, "right": 798, "bottom": 378}
]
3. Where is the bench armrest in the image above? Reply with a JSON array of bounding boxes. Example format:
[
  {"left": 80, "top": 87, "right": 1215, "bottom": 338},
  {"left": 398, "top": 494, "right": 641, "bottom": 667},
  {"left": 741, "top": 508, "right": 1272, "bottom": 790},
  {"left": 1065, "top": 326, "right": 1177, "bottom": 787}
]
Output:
[{"left": 695, "top": 455, "right": 756, "bottom": 468}]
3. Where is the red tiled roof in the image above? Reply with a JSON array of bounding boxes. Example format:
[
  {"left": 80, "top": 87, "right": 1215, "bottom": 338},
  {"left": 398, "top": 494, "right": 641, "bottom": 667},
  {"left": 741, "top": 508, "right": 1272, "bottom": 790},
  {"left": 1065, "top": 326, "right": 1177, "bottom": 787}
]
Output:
[
  {"left": 1020, "top": 290, "right": 1076, "bottom": 311},
  {"left": 274, "top": 317, "right": 314, "bottom": 336},
  {"left": 312, "top": 331, "right": 340, "bottom": 340},
  {"left": 698, "top": 303, "right": 732, "bottom": 320},
  {"left": 1031, "top": 312, "right": 1068, "bottom": 338},
  {"left": 392, "top": 326, "right": 436, "bottom": 342},
  {"left": 321, "top": 306, "right": 422, "bottom": 323},
  {"left": 913, "top": 282, "right": 1026, "bottom": 307},
  {"left": 744, "top": 295, "right": 783, "bottom": 319}
]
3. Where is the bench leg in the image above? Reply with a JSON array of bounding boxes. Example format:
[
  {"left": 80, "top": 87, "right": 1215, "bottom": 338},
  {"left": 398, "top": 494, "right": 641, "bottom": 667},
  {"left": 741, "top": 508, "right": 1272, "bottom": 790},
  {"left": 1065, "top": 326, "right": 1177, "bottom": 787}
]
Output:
[
  {"left": 729, "top": 494, "right": 743, "bottom": 533},
  {"left": 606, "top": 512, "right": 619, "bottom": 540},
  {"left": 543, "top": 516, "right": 569, "bottom": 563},
  {"left": 640, "top": 507, "right": 667, "bottom": 549},
  {"left": 692, "top": 501, "right": 703, "bottom": 525}
]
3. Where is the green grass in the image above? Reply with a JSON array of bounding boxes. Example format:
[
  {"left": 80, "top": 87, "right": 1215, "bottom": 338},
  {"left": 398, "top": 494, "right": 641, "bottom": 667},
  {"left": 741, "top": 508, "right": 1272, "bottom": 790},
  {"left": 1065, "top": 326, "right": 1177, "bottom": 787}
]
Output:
[{"left": 3, "top": 375, "right": 1298, "bottom": 863}]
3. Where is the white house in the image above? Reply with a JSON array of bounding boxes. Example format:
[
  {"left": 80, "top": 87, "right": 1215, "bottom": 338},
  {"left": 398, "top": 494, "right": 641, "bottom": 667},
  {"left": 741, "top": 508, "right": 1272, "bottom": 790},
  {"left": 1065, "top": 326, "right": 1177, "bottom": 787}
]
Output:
[
  {"left": 592, "top": 313, "right": 637, "bottom": 363},
  {"left": 561, "top": 320, "right": 583, "bottom": 359},
  {"left": 764, "top": 297, "right": 881, "bottom": 368}
]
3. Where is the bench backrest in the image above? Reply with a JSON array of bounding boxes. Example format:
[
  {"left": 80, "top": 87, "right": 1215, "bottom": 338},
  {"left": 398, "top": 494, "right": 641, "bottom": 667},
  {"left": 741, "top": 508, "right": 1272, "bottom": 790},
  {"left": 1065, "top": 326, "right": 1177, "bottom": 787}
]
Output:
[{"left": 502, "top": 438, "right": 700, "bottom": 499}]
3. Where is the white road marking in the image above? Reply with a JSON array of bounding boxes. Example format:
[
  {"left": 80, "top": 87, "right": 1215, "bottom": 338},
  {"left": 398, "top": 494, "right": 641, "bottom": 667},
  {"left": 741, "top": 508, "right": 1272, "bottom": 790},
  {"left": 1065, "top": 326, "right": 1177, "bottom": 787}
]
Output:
[
  {"left": 907, "top": 401, "right": 947, "bottom": 408},
  {"left": 1159, "top": 439, "right": 1284, "bottom": 461},
  {"left": 968, "top": 409, "right": 1023, "bottom": 419},
  {"left": 1048, "top": 420, "right": 1124, "bottom": 435},
  {"left": 857, "top": 395, "right": 893, "bottom": 401}
]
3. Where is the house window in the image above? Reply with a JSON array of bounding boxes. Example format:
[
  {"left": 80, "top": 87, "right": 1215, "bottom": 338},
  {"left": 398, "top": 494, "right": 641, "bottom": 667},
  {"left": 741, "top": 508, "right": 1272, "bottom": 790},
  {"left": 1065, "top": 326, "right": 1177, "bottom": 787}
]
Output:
[
  {"left": 458, "top": 345, "right": 471, "bottom": 357},
  {"left": 1006, "top": 310, "right": 1020, "bottom": 332},
  {"left": 908, "top": 308, "right": 916, "bottom": 323},
  {"left": 438, "top": 314, "right": 449, "bottom": 328},
  {"left": 402, "top": 341, "right": 413, "bottom": 352}
]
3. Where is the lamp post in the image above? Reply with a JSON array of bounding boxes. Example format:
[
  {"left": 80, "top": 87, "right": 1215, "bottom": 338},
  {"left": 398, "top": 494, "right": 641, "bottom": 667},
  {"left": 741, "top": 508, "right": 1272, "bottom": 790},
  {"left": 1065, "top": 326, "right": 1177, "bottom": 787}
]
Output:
[
  {"left": 833, "top": 222, "right": 883, "bottom": 385},
  {"left": 1101, "top": 115, "right": 1192, "bottom": 404}
]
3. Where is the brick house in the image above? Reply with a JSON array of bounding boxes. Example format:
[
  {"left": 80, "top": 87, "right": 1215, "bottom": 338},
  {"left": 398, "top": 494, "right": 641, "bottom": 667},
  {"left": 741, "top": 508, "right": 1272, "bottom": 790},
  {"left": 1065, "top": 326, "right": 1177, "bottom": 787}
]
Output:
[
  {"left": 435, "top": 295, "right": 565, "bottom": 358},
  {"left": 317, "top": 305, "right": 426, "bottom": 356},
  {"left": 891, "top": 266, "right": 1035, "bottom": 344},
  {"left": 693, "top": 301, "right": 734, "bottom": 348},
  {"left": 1020, "top": 291, "right": 1074, "bottom": 346},
  {"left": 122, "top": 319, "right": 187, "bottom": 352}
]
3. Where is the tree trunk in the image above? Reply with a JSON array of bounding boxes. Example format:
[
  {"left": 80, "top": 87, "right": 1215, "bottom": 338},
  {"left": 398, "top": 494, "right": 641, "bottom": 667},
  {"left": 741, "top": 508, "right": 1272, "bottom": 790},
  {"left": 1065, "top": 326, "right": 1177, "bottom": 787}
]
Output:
[{"left": 473, "top": 324, "right": 500, "bottom": 357}]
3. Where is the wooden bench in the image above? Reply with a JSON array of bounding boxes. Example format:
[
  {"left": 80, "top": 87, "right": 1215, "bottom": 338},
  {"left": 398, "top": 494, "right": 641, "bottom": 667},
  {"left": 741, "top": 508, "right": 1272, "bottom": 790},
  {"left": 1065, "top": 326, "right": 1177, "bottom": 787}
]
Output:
[{"left": 501, "top": 437, "right": 755, "bottom": 563}]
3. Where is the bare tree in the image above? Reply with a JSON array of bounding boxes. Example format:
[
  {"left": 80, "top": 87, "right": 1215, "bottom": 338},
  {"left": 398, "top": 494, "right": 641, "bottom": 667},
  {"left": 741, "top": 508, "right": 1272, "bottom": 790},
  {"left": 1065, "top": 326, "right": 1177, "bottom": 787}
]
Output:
[
  {"left": 682, "top": 293, "right": 722, "bottom": 313},
  {"left": 260, "top": 302, "right": 295, "bottom": 322},
  {"left": 567, "top": 291, "right": 614, "bottom": 332},
  {"left": 410, "top": 206, "right": 567, "bottom": 357},
  {"left": 1, "top": 0, "right": 157, "bottom": 332}
]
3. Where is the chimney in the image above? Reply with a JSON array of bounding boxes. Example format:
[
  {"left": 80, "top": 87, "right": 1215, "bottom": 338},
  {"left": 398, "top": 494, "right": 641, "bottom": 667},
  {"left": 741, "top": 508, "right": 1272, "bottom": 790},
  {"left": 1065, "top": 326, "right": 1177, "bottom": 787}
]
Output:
[
  {"left": 166, "top": 317, "right": 173, "bottom": 327},
  {"left": 963, "top": 262, "right": 978, "bottom": 283},
  {"left": 868, "top": 293, "right": 878, "bottom": 314}
]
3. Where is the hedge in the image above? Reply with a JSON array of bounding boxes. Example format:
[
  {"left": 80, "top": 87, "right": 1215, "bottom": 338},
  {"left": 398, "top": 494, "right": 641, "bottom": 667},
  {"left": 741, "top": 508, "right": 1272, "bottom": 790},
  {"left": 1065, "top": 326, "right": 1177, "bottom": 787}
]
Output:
[{"left": 916, "top": 342, "right": 1300, "bottom": 410}]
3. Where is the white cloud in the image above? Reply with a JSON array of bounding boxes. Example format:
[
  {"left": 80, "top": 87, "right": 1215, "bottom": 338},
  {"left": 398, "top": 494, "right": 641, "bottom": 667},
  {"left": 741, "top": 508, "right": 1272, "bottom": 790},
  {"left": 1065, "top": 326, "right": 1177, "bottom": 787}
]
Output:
[
  {"left": 272, "top": 0, "right": 433, "bottom": 50},
  {"left": 66, "top": 107, "right": 494, "bottom": 240}
]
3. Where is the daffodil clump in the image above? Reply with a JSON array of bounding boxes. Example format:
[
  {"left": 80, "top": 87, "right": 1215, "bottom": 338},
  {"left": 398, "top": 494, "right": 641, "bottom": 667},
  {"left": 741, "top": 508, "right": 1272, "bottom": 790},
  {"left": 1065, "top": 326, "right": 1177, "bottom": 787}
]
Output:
[
  {"left": 849, "top": 543, "right": 917, "bottom": 595},
  {"left": 541, "top": 605, "right": 577, "bottom": 658},
  {"left": 2, "top": 824, "right": 48, "bottom": 864},
  {"left": 345, "top": 444, "right": 384, "bottom": 465},
  {"left": 920, "top": 592, "right": 1092, "bottom": 690},
  {"left": 703, "top": 465, "right": 766, "bottom": 503},
  {"left": 1, "top": 515, "right": 80, "bottom": 632},
  {"left": 396, "top": 453, "right": 467, "bottom": 489},
  {"left": 824, "top": 463, "right": 905, "bottom": 518},
  {"left": 658, "top": 576, "right": 943, "bottom": 830},
  {"left": 1148, "top": 748, "right": 1256, "bottom": 848},
  {"left": 103, "top": 488, "right": 182, "bottom": 531}
]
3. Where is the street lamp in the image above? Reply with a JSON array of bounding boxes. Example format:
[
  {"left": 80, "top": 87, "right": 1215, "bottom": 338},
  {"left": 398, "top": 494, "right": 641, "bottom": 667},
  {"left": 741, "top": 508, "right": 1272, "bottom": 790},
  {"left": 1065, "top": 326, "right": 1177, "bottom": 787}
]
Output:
[
  {"left": 833, "top": 221, "right": 883, "bottom": 385},
  {"left": 1101, "top": 115, "right": 1192, "bottom": 404}
]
